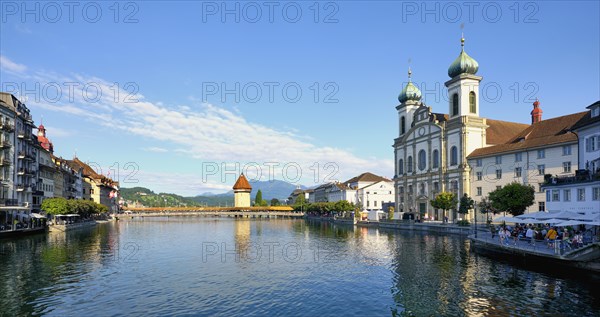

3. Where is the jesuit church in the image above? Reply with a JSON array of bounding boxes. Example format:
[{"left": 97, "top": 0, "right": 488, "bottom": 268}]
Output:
[{"left": 393, "top": 37, "right": 530, "bottom": 221}]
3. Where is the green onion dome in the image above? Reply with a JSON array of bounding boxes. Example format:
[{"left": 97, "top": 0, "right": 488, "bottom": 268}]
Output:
[
  {"left": 448, "top": 37, "right": 479, "bottom": 78},
  {"left": 398, "top": 68, "right": 422, "bottom": 103}
]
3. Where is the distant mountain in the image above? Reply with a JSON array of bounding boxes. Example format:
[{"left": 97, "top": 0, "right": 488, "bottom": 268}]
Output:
[
  {"left": 121, "top": 180, "right": 305, "bottom": 208},
  {"left": 210, "top": 180, "right": 305, "bottom": 201}
]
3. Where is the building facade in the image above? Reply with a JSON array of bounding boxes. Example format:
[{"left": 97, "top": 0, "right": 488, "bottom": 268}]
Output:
[
  {"left": 393, "top": 38, "right": 527, "bottom": 222},
  {"left": 468, "top": 104, "right": 587, "bottom": 215},
  {"left": 0, "top": 92, "right": 39, "bottom": 226},
  {"left": 542, "top": 101, "right": 600, "bottom": 215}
]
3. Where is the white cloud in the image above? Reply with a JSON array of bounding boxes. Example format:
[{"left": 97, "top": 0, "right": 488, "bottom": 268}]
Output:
[
  {"left": 0, "top": 55, "right": 27, "bottom": 74},
  {"left": 5, "top": 56, "right": 394, "bottom": 193},
  {"left": 143, "top": 147, "right": 168, "bottom": 153},
  {"left": 43, "top": 126, "right": 71, "bottom": 138}
]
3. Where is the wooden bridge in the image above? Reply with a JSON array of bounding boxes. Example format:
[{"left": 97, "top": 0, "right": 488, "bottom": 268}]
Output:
[{"left": 117, "top": 206, "right": 304, "bottom": 218}]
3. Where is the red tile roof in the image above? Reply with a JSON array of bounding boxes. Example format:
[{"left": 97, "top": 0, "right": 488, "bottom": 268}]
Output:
[
  {"left": 469, "top": 111, "right": 588, "bottom": 158},
  {"left": 233, "top": 174, "right": 252, "bottom": 191},
  {"left": 485, "top": 119, "right": 530, "bottom": 145},
  {"left": 345, "top": 172, "right": 390, "bottom": 184}
]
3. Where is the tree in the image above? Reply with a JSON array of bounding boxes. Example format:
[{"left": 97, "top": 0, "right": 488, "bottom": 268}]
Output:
[
  {"left": 430, "top": 192, "right": 457, "bottom": 221},
  {"left": 478, "top": 197, "right": 497, "bottom": 222},
  {"left": 334, "top": 200, "right": 355, "bottom": 218},
  {"left": 41, "top": 197, "right": 69, "bottom": 215},
  {"left": 489, "top": 182, "right": 535, "bottom": 216},
  {"left": 254, "top": 190, "right": 264, "bottom": 206},
  {"left": 293, "top": 194, "right": 306, "bottom": 212},
  {"left": 270, "top": 198, "right": 280, "bottom": 206},
  {"left": 458, "top": 193, "right": 474, "bottom": 215},
  {"left": 388, "top": 206, "right": 395, "bottom": 220}
]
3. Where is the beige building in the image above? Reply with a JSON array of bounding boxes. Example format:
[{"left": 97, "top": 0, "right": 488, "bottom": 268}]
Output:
[
  {"left": 66, "top": 158, "right": 119, "bottom": 211},
  {"left": 233, "top": 174, "right": 252, "bottom": 208}
]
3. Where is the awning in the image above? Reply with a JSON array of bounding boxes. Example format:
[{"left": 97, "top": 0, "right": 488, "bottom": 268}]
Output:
[
  {"left": 64, "top": 214, "right": 80, "bottom": 217},
  {"left": 30, "top": 213, "right": 46, "bottom": 219}
]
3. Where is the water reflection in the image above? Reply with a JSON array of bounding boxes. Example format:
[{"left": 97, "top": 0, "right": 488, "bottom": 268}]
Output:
[{"left": 0, "top": 219, "right": 598, "bottom": 316}]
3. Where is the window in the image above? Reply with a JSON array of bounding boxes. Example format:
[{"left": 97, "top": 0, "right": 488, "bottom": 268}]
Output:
[
  {"left": 450, "top": 146, "right": 458, "bottom": 166},
  {"left": 496, "top": 169, "right": 502, "bottom": 179},
  {"left": 407, "top": 156, "right": 413, "bottom": 173},
  {"left": 593, "top": 187, "right": 600, "bottom": 201},
  {"left": 585, "top": 136, "right": 598, "bottom": 152},
  {"left": 401, "top": 116, "right": 406, "bottom": 134},
  {"left": 399, "top": 159, "right": 404, "bottom": 175},
  {"left": 552, "top": 190, "right": 560, "bottom": 201},
  {"left": 515, "top": 167, "right": 522, "bottom": 178},
  {"left": 563, "top": 161, "right": 571, "bottom": 173},
  {"left": 563, "top": 145, "right": 571, "bottom": 156},
  {"left": 476, "top": 172, "right": 482, "bottom": 181},
  {"left": 495, "top": 156, "right": 502, "bottom": 164},
  {"left": 538, "top": 202, "right": 545, "bottom": 211},
  {"left": 374, "top": 201, "right": 377, "bottom": 207},
  {"left": 563, "top": 189, "right": 571, "bottom": 202},
  {"left": 432, "top": 150, "right": 439, "bottom": 168},
  {"left": 577, "top": 188, "right": 585, "bottom": 201},
  {"left": 496, "top": 186, "right": 502, "bottom": 190},
  {"left": 537, "top": 149, "right": 545, "bottom": 159},
  {"left": 418, "top": 150, "right": 427, "bottom": 171},
  {"left": 538, "top": 183, "right": 544, "bottom": 193},
  {"left": 433, "top": 182, "right": 439, "bottom": 193},
  {"left": 469, "top": 91, "right": 476, "bottom": 113},
  {"left": 476, "top": 187, "right": 482, "bottom": 196},
  {"left": 538, "top": 164, "right": 545, "bottom": 175},
  {"left": 476, "top": 159, "right": 482, "bottom": 167},
  {"left": 546, "top": 190, "right": 551, "bottom": 202},
  {"left": 451, "top": 180, "right": 458, "bottom": 193},
  {"left": 452, "top": 93, "right": 459, "bottom": 116},
  {"left": 515, "top": 152, "right": 522, "bottom": 162}
]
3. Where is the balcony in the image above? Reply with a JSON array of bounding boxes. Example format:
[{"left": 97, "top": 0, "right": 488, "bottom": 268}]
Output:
[
  {"left": 0, "top": 198, "right": 19, "bottom": 206},
  {"left": 0, "top": 122, "right": 14, "bottom": 132},
  {"left": 0, "top": 159, "right": 11, "bottom": 166},
  {"left": 543, "top": 169, "right": 600, "bottom": 187},
  {"left": 0, "top": 141, "right": 11, "bottom": 149}
]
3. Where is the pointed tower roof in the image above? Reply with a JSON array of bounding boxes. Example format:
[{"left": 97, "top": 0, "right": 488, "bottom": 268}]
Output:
[
  {"left": 398, "top": 67, "right": 422, "bottom": 103},
  {"left": 448, "top": 36, "right": 479, "bottom": 78},
  {"left": 233, "top": 173, "right": 252, "bottom": 191}
]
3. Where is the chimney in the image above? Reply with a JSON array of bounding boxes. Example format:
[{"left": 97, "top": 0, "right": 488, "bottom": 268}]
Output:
[{"left": 531, "top": 99, "right": 542, "bottom": 124}]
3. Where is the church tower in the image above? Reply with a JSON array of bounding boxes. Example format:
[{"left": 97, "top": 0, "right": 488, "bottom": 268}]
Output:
[
  {"left": 233, "top": 173, "right": 252, "bottom": 208},
  {"left": 397, "top": 68, "right": 422, "bottom": 137},
  {"left": 445, "top": 36, "right": 481, "bottom": 118},
  {"left": 443, "top": 36, "right": 487, "bottom": 220}
]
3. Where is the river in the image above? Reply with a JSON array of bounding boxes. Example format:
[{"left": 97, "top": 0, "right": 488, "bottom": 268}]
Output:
[{"left": 0, "top": 217, "right": 598, "bottom": 316}]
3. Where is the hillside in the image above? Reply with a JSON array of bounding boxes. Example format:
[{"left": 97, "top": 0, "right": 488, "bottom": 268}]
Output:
[{"left": 121, "top": 180, "right": 303, "bottom": 208}]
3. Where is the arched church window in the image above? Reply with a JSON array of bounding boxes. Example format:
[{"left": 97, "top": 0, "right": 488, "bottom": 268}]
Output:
[
  {"left": 399, "top": 159, "right": 404, "bottom": 175},
  {"left": 407, "top": 156, "right": 413, "bottom": 173},
  {"left": 401, "top": 116, "right": 406, "bottom": 134},
  {"left": 450, "top": 146, "right": 458, "bottom": 166},
  {"left": 418, "top": 150, "right": 426, "bottom": 171},
  {"left": 469, "top": 91, "right": 476, "bottom": 113},
  {"left": 452, "top": 93, "right": 459, "bottom": 116},
  {"left": 432, "top": 150, "right": 439, "bottom": 168}
]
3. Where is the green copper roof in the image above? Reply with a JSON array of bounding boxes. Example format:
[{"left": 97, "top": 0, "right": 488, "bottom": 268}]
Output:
[
  {"left": 448, "top": 38, "right": 479, "bottom": 78},
  {"left": 398, "top": 68, "right": 422, "bottom": 103}
]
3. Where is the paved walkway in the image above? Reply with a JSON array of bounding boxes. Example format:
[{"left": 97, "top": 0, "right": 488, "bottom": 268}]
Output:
[{"left": 471, "top": 231, "right": 575, "bottom": 257}]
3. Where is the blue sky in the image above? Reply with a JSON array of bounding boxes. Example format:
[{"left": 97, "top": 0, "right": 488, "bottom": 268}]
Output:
[{"left": 1, "top": 1, "right": 598, "bottom": 195}]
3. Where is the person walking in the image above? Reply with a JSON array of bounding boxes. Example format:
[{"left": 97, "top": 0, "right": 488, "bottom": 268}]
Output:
[
  {"left": 499, "top": 226, "right": 505, "bottom": 245},
  {"left": 526, "top": 225, "right": 535, "bottom": 246}
]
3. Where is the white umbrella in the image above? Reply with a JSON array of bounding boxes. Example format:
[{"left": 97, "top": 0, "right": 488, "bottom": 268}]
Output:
[
  {"left": 492, "top": 216, "right": 522, "bottom": 223},
  {"left": 570, "top": 213, "right": 600, "bottom": 221},
  {"left": 516, "top": 211, "right": 549, "bottom": 219},
  {"left": 536, "top": 211, "right": 581, "bottom": 220},
  {"left": 541, "top": 218, "right": 564, "bottom": 224}
]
